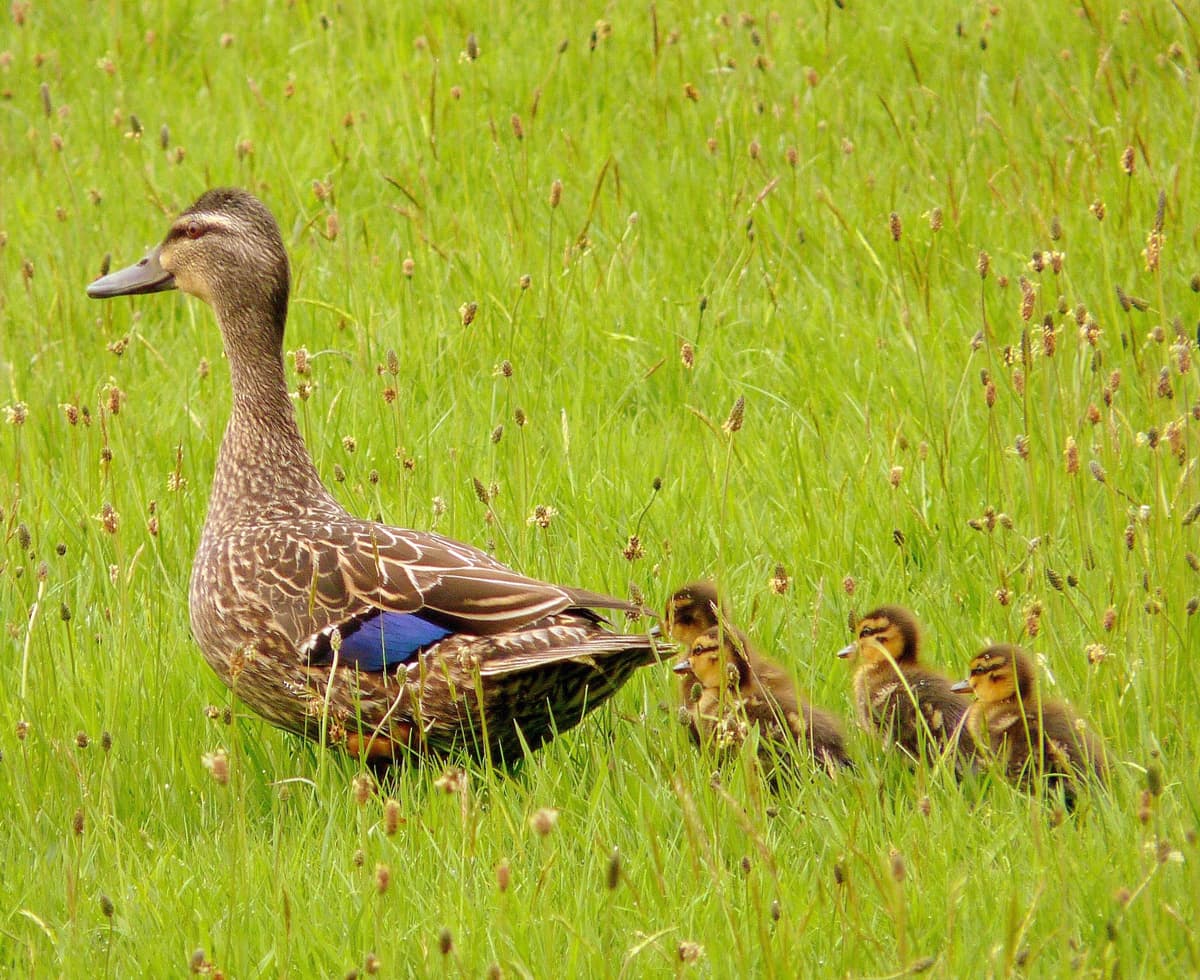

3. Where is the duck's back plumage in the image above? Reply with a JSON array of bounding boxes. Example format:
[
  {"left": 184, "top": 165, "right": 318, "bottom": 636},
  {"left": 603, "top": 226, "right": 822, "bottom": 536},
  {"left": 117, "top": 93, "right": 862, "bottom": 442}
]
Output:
[{"left": 189, "top": 506, "right": 656, "bottom": 760}]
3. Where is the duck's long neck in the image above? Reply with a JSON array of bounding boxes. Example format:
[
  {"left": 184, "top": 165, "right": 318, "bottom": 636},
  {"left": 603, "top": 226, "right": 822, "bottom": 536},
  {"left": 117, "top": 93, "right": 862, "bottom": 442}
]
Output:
[{"left": 204, "top": 302, "right": 338, "bottom": 531}]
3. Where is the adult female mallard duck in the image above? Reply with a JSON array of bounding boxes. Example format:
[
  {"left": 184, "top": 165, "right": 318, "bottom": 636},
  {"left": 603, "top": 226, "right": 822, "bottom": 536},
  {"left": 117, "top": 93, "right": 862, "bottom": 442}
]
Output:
[
  {"left": 837, "top": 605, "right": 970, "bottom": 764},
  {"left": 674, "top": 625, "right": 853, "bottom": 775},
  {"left": 87, "top": 188, "right": 658, "bottom": 765},
  {"left": 952, "top": 644, "right": 1108, "bottom": 804}
]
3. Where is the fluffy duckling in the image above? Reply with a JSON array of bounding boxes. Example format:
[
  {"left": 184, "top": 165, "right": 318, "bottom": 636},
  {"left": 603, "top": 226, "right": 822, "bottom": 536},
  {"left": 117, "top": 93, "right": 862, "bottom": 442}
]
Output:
[
  {"left": 953, "top": 644, "right": 1108, "bottom": 802},
  {"left": 665, "top": 581, "right": 727, "bottom": 651},
  {"left": 837, "top": 606, "right": 970, "bottom": 762},
  {"left": 674, "top": 626, "right": 853, "bottom": 775},
  {"left": 665, "top": 581, "right": 791, "bottom": 742}
]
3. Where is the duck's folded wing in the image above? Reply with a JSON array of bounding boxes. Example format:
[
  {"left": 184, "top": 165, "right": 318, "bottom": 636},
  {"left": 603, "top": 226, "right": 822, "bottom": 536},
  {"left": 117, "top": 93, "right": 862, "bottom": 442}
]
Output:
[
  {"left": 301, "top": 603, "right": 658, "bottom": 670},
  {"left": 346, "top": 524, "right": 638, "bottom": 629},
  {"left": 240, "top": 519, "right": 640, "bottom": 654}
]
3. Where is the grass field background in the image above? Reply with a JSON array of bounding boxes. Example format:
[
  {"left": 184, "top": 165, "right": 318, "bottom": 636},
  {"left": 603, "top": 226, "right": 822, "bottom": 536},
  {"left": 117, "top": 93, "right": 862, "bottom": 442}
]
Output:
[{"left": 2, "top": 2, "right": 1198, "bottom": 975}]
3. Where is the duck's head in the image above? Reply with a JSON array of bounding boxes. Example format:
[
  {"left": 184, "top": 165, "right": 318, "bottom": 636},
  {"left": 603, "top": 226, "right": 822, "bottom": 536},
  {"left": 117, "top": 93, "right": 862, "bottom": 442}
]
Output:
[
  {"left": 837, "top": 605, "right": 921, "bottom": 665},
  {"left": 952, "top": 644, "right": 1036, "bottom": 703},
  {"left": 672, "top": 626, "right": 747, "bottom": 690},
  {"left": 665, "top": 581, "right": 727, "bottom": 649},
  {"left": 87, "top": 188, "right": 290, "bottom": 343}
]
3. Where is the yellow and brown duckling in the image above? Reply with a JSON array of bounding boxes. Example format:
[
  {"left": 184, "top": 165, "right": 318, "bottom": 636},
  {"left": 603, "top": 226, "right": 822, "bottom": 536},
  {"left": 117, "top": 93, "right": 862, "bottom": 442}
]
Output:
[
  {"left": 665, "top": 581, "right": 727, "bottom": 650},
  {"left": 665, "top": 582, "right": 730, "bottom": 697},
  {"left": 952, "top": 644, "right": 1108, "bottom": 803},
  {"left": 666, "top": 581, "right": 791, "bottom": 742},
  {"left": 837, "top": 606, "right": 970, "bottom": 763},
  {"left": 674, "top": 625, "right": 853, "bottom": 776}
]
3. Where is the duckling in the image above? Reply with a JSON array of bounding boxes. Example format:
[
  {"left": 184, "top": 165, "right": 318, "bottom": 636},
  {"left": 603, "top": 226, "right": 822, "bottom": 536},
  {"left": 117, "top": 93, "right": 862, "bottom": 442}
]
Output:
[
  {"left": 664, "top": 581, "right": 791, "bottom": 740},
  {"left": 665, "top": 581, "right": 727, "bottom": 650},
  {"left": 674, "top": 626, "right": 853, "bottom": 775},
  {"left": 837, "top": 605, "right": 970, "bottom": 763},
  {"left": 666, "top": 581, "right": 731, "bottom": 705},
  {"left": 952, "top": 644, "right": 1107, "bottom": 803}
]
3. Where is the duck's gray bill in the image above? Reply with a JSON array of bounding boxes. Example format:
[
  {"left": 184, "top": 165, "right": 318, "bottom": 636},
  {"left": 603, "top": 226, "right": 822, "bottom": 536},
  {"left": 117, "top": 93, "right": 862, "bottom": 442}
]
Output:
[
  {"left": 949, "top": 680, "right": 972, "bottom": 693},
  {"left": 86, "top": 245, "right": 176, "bottom": 298}
]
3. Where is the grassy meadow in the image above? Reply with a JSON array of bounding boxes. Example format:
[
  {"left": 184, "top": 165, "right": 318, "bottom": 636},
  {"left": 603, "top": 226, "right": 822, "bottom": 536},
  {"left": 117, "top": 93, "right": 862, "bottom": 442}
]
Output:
[{"left": 2, "top": 1, "right": 1199, "bottom": 975}]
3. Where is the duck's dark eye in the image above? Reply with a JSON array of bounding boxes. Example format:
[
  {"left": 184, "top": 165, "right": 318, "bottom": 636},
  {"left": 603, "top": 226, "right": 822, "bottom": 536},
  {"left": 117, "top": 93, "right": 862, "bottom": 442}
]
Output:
[{"left": 185, "top": 220, "right": 204, "bottom": 240}]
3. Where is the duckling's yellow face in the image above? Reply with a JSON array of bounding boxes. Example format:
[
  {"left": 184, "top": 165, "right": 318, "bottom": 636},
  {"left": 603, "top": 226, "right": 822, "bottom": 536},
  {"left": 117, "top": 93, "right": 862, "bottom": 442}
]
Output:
[
  {"left": 679, "top": 628, "right": 740, "bottom": 690},
  {"left": 962, "top": 650, "right": 1018, "bottom": 704},
  {"left": 665, "top": 589, "right": 720, "bottom": 649},
  {"left": 839, "top": 613, "right": 907, "bottom": 666}
]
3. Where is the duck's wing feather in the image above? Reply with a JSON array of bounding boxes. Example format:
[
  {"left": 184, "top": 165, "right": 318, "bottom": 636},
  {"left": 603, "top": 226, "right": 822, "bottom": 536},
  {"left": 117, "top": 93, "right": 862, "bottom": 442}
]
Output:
[
  {"left": 221, "top": 517, "right": 640, "bottom": 655},
  {"left": 300, "top": 609, "right": 454, "bottom": 671}
]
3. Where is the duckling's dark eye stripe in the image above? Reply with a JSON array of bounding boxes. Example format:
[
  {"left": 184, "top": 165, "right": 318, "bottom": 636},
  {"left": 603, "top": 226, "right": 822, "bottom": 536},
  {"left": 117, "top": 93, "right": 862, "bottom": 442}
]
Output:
[{"left": 970, "top": 664, "right": 999, "bottom": 676}]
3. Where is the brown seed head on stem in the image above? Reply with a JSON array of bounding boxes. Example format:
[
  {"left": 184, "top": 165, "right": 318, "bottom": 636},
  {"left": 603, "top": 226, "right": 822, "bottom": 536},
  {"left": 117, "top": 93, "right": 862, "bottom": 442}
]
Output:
[{"left": 723, "top": 394, "right": 745, "bottom": 433}]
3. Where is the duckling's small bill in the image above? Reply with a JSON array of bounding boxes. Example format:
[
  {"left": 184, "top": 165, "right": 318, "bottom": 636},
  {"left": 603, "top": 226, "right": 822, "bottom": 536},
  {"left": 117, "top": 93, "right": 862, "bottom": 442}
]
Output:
[{"left": 87, "top": 245, "right": 176, "bottom": 298}]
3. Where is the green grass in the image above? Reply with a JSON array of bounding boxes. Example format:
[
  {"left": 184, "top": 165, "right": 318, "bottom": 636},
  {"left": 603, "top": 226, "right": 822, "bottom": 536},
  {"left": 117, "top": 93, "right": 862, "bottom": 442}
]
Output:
[{"left": 2, "top": 1, "right": 1199, "bottom": 975}]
